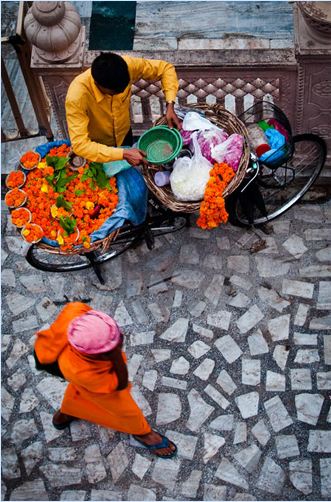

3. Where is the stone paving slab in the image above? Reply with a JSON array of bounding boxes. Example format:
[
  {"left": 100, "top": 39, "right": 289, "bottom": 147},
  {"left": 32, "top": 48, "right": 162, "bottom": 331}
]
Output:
[{"left": 1, "top": 198, "right": 331, "bottom": 501}]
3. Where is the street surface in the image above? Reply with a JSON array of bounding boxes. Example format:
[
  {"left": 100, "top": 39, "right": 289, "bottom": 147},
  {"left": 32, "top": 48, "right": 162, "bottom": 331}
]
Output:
[{"left": 1, "top": 192, "right": 331, "bottom": 501}]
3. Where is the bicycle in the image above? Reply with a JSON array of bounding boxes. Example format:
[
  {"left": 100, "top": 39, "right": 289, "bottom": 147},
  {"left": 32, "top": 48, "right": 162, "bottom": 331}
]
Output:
[
  {"left": 25, "top": 101, "right": 327, "bottom": 283},
  {"left": 226, "top": 101, "right": 327, "bottom": 227},
  {"left": 26, "top": 196, "right": 189, "bottom": 284}
]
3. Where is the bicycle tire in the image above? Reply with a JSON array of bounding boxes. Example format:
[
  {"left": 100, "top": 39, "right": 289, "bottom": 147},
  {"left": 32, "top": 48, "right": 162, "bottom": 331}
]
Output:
[
  {"left": 26, "top": 226, "right": 141, "bottom": 273},
  {"left": 151, "top": 214, "right": 188, "bottom": 237},
  {"left": 230, "top": 133, "right": 326, "bottom": 227},
  {"left": 25, "top": 213, "right": 186, "bottom": 273}
]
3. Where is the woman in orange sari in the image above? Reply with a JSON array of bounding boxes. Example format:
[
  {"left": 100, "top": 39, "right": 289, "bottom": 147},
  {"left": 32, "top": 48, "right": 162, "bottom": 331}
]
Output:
[{"left": 34, "top": 302, "right": 177, "bottom": 458}]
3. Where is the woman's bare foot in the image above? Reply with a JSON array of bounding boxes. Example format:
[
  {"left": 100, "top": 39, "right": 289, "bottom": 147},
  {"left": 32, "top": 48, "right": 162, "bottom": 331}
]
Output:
[
  {"left": 133, "top": 430, "right": 177, "bottom": 458},
  {"left": 52, "top": 410, "right": 76, "bottom": 430}
]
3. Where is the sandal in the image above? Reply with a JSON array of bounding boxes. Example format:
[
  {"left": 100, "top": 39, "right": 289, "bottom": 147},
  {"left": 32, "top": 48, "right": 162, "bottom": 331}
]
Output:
[
  {"left": 133, "top": 432, "right": 177, "bottom": 459},
  {"left": 52, "top": 410, "right": 76, "bottom": 430}
]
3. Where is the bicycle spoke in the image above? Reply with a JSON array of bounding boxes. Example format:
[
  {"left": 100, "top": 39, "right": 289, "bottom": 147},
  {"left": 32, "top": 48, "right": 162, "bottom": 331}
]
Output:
[{"left": 233, "top": 134, "right": 326, "bottom": 226}]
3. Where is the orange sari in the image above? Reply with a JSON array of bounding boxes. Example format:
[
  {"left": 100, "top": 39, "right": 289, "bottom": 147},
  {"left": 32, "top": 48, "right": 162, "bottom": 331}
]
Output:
[{"left": 34, "top": 302, "right": 151, "bottom": 435}]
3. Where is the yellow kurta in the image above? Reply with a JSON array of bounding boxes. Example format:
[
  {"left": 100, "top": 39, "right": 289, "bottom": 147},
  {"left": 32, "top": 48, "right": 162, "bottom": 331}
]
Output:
[
  {"left": 34, "top": 302, "right": 151, "bottom": 435},
  {"left": 65, "top": 56, "right": 179, "bottom": 163}
]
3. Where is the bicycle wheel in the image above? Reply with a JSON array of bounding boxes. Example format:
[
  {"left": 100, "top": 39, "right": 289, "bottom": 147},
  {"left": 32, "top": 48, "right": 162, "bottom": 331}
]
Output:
[
  {"left": 26, "top": 224, "right": 141, "bottom": 273},
  {"left": 231, "top": 134, "right": 326, "bottom": 226},
  {"left": 151, "top": 214, "right": 188, "bottom": 237}
]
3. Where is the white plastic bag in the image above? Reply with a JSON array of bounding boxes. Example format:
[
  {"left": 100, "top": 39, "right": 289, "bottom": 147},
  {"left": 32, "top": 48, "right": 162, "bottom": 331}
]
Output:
[
  {"left": 170, "top": 133, "right": 212, "bottom": 201},
  {"left": 211, "top": 133, "right": 244, "bottom": 172},
  {"left": 181, "top": 111, "right": 227, "bottom": 152},
  {"left": 182, "top": 111, "right": 217, "bottom": 131}
]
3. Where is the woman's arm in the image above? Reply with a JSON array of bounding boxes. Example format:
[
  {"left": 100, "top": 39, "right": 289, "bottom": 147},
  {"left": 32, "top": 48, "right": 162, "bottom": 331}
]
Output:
[{"left": 34, "top": 350, "right": 65, "bottom": 379}]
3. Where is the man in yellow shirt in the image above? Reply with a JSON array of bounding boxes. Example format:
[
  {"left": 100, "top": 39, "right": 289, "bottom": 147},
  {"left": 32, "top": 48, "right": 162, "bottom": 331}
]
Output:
[{"left": 66, "top": 52, "right": 181, "bottom": 167}]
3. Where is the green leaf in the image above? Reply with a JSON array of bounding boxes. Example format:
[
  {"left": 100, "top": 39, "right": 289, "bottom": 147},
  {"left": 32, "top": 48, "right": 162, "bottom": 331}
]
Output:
[
  {"left": 75, "top": 189, "right": 85, "bottom": 196},
  {"left": 45, "top": 175, "right": 55, "bottom": 188},
  {"left": 89, "top": 162, "right": 104, "bottom": 170},
  {"left": 59, "top": 216, "right": 77, "bottom": 235},
  {"left": 53, "top": 172, "right": 77, "bottom": 193},
  {"left": 56, "top": 195, "right": 72, "bottom": 211},
  {"left": 46, "top": 155, "right": 69, "bottom": 171},
  {"left": 95, "top": 168, "right": 109, "bottom": 189},
  {"left": 80, "top": 162, "right": 110, "bottom": 190}
]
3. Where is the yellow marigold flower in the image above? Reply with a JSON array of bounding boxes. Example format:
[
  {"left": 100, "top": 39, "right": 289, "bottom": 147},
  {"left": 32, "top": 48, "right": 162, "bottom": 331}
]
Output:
[
  {"left": 41, "top": 183, "right": 49, "bottom": 193},
  {"left": 57, "top": 234, "right": 64, "bottom": 245},
  {"left": 37, "top": 162, "right": 47, "bottom": 169},
  {"left": 22, "top": 229, "right": 30, "bottom": 236},
  {"left": 85, "top": 201, "right": 94, "bottom": 210},
  {"left": 50, "top": 205, "right": 58, "bottom": 218}
]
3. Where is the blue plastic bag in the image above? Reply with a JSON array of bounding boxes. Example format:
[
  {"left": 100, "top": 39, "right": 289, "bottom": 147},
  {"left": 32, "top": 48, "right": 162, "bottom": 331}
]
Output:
[
  {"left": 90, "top": 167, "right": 148, "bottom": 242},
  {"left": 260, "top": 128, "right": 287, "bottom": 164},
  {"left": 103, "top": 159, "right": 131, "bottom": 177}
]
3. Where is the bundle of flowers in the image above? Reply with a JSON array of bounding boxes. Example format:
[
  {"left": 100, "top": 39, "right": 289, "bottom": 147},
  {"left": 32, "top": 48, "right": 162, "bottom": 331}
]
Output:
[
  {"left": 5, "top": 144, "right": 119, "bottom": 251},
  {"left": 5, "top": 188, "right": 27, "bottom": 208},
  {"left": 20, "top": 151, "right": 41, "bottom": 170},
  {"left": 21, "top": 223, "right": 44, "bottom": 243},
  {"left": 11, "top": 207, "right": 32, "bottom": 228},
  {"left": 5, "top": 170, "right": 26, "bottom": 189},
  {"left": 197, "top": 162, "right": 235, "bottom": 230}
]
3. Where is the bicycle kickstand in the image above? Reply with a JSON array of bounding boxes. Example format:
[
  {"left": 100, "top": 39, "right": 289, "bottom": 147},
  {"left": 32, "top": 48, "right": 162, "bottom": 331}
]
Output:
[{"left": 85, "top": 251, "right": 105, "bottom": 285}]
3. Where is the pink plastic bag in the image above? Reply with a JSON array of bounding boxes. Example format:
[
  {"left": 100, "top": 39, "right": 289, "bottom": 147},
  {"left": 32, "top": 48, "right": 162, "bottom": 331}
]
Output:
[
  {"left": 211, "top": 134, "right": 244, "bottom": 172},
  {"left": 180, "top": 129, "right": 194, "bottom": 146},
  {"left": 197, "top": 128, "right": 229, "bottom": 164}
]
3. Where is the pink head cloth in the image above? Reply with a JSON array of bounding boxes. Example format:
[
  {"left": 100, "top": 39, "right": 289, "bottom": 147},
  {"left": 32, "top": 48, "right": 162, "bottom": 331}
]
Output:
[{"left": 67, "top": 310, "right": 121, "bottom": 355}]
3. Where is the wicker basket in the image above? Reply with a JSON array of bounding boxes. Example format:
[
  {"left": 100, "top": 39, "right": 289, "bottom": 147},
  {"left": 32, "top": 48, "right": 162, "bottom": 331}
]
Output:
[
  {"left": 142, "top": 103, "right": 250, "bottom": 213},
  {"left": 34, "top": 228, "right": 121, "bottom": 256}
]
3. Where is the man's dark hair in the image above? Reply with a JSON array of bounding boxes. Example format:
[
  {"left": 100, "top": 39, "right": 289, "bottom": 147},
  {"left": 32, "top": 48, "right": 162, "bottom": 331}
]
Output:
[{"left": 91, "top": 52, "right": 130, "bottom": 93}]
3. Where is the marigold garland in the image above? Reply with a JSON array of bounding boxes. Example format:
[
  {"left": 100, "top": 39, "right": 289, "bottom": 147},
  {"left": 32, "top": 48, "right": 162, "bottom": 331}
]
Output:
[{"left": 196, "top": 162, "right": 235, "bottom": 230}]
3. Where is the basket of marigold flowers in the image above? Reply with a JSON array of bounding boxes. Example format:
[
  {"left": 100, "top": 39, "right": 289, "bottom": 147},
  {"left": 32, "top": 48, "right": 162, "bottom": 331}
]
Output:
[{"left": 14, "top": 143, "right": 121, "bottom": 255}]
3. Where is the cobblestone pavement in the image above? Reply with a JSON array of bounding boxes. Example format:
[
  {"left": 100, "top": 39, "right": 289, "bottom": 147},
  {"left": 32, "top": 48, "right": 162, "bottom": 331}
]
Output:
[{"left": 1, "top": 195, "right": 331, "bottom": 501}]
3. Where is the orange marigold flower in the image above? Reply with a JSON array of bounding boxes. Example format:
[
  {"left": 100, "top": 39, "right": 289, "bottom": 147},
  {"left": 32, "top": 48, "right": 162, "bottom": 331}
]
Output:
[
  {"left": 21, "top": 223, "right": 44, "bottom": 243},
  {"left": 20, "top": 151, "right": 40, "bottom": 170},
  {"left": 5, "top": 188, "right": 27, "bottom": 208},
  {"left": 20, "top": 151, "right": 119, "bottom": 250},
  {"left": 6, "top": 170, "right": 25, "bottom": 189},
  {"left": 11, "top": 207, "right": 31, "bottom": 227},
  {"left": 197, "top": 162, "right": 235, "bottom": 230}
]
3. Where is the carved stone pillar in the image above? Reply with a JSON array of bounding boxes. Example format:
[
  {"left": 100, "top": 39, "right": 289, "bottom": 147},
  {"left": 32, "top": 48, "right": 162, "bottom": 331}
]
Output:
[
  {"left": 294, "top": 2, "right": 331, "bottom": 169},
  {"left": 24, "top": 1, "right": 85, "bottom": 137}
]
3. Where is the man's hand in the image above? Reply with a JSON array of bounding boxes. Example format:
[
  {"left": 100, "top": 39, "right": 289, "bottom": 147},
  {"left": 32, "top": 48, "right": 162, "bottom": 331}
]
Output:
[
  {"left": 166, "top": 102, "right": 182, "bottom": 130},
  {"left": 123, "top": 148, "right": 147, "bottom": 167}
]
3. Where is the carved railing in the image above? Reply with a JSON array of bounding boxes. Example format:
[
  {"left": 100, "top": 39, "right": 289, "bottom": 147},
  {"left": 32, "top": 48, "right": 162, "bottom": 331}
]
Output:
[
  {"left": 130, "top": 66, "right": 297, "bottom": 136},
  {"left": 2, "top": 1, "right": 330, "bottom": 173},
  {"left": 42, "top": 57, "right": 297, "bottom": 140}
]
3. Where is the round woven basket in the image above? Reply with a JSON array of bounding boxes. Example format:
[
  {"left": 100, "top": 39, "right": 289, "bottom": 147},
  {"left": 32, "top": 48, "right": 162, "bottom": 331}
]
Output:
[
  {"left": 142, "top": 103, "right": 250, "bottom": 213},
  {"left": 34, "top": 228, "right": 121, "bottom": 256}
]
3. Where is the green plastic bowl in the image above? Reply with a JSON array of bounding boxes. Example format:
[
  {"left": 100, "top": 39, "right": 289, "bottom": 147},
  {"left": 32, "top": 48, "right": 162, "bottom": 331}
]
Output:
[{"left": 138, "top": 126, "right": 183, "bottom": 165}]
